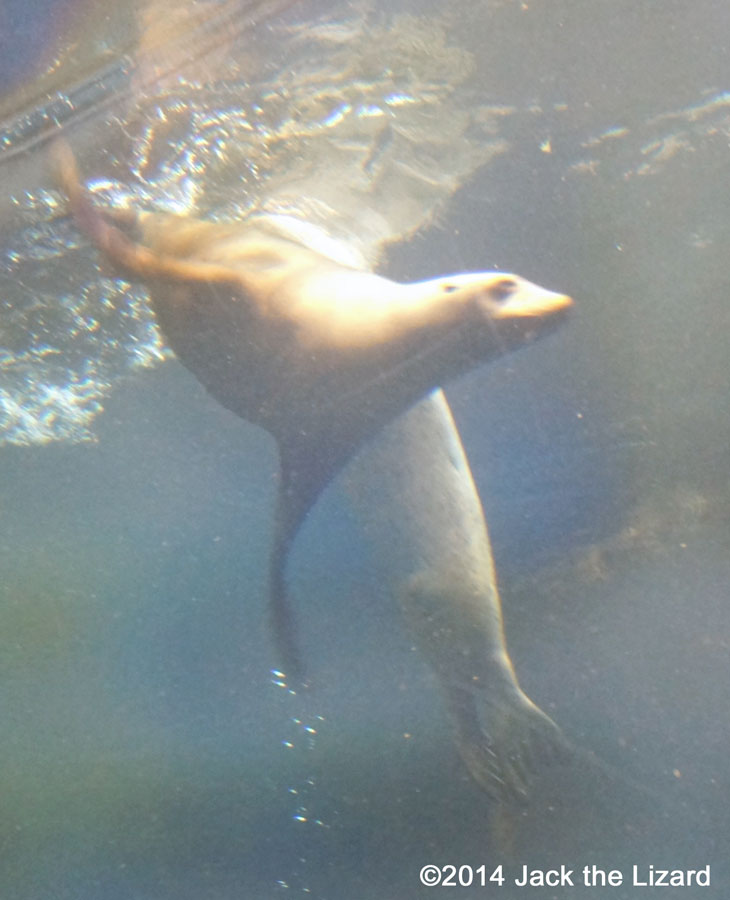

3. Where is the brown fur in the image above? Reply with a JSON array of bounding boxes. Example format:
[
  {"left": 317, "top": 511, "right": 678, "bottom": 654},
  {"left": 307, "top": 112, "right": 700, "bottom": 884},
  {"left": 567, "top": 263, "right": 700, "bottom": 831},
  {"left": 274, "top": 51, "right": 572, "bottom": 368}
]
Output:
[{"left": 53, "top": 138, "right": 571, "bottom": 679}]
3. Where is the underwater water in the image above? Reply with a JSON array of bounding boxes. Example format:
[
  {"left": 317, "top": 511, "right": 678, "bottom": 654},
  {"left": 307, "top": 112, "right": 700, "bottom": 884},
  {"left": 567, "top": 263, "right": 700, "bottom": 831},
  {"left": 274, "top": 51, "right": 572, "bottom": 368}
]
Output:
[{"left": 1, "top": 0, "right": 729, "bottom": 897}]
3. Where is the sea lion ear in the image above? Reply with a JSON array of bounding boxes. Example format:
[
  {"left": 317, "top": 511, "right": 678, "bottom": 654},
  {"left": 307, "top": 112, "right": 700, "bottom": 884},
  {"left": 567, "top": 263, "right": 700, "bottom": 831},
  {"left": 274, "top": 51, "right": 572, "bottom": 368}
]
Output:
[{"left": 51, "top": 138, "right": 240, "bottom": 288}]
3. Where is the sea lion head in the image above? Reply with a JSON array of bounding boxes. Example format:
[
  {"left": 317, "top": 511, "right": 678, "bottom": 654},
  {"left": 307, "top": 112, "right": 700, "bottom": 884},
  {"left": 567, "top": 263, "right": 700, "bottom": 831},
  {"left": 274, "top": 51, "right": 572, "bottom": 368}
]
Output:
[
  {"left": 405, "top": 270, "right": 572, "bottom": 351},
  {"left": 52, "top": 138, "right": 574, "bottom": 684}
]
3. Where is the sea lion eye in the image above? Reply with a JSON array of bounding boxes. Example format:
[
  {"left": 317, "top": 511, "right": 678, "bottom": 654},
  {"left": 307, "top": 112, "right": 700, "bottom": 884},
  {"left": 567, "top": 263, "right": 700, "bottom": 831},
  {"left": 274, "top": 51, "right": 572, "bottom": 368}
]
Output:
[{"left": 491, "top": 278, "right": 516, "bottom": 302}]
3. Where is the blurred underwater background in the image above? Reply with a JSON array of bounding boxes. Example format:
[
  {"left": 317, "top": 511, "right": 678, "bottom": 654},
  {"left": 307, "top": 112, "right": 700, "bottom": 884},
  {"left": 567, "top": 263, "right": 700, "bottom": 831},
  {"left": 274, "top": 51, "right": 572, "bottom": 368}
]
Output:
[{"left": 1, "top": 0, "right": 729, "bottom": 896}]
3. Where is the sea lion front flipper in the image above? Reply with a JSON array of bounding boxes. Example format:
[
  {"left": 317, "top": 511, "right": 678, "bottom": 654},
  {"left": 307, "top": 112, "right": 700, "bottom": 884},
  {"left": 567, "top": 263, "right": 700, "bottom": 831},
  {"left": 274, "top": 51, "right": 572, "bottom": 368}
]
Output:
[
  {"left": 52, "top": 139, "right": 240, "bottom": 288},
  {"left": 54, "top": 145, "right": 574, "bottom": 717},
  {"left": 52, "top": 141, "right": 355, "bottom": 684},
  {"left": 268, "top": 530, "right": 304, "bottom": 685},
  {"left": 267, "top": 430, "right": 360, "bottom": 684}
]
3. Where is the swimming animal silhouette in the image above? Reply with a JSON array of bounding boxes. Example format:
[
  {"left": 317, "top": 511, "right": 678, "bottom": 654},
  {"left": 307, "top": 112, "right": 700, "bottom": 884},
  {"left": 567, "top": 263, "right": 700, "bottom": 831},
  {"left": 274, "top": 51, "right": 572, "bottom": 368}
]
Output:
[{"left": 54, "top": 141, "right": 572, "bottom": 797}]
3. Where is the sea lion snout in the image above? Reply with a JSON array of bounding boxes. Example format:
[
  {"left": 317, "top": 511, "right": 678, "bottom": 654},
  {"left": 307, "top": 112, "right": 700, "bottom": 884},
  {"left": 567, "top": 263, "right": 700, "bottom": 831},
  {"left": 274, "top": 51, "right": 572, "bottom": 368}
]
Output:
[
  {"left": 54, "top": 142, "right": 575, "bottom": 718},
  {"left": 485, "top": 275, "right": 573, "bottom": 320},
  {"left": 416, "top": 271, "right": 571, "bottom": 318},
  {"left": 468, "top": 274, "right": 572, "bottom": 348},
  {"left": 476, "top": 274, "right": 572, "bottom": 320}
]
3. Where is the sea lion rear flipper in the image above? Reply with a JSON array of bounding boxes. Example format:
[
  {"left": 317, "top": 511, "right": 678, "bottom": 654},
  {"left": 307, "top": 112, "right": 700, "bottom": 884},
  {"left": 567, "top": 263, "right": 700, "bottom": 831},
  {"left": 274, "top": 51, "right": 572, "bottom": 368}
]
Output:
[{"left": 446, "top": 681, "right": 570, "bottom": 802}]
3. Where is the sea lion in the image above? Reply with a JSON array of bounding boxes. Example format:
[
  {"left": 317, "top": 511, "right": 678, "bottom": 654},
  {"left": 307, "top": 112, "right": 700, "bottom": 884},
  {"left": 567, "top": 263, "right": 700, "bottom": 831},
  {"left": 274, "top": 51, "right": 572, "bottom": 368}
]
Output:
[
  {"left": 54, "top": 141, "right": 572, "bottom": 797},
  {"left": 345, "top": 391, "right": 568, "bottom": 798}
]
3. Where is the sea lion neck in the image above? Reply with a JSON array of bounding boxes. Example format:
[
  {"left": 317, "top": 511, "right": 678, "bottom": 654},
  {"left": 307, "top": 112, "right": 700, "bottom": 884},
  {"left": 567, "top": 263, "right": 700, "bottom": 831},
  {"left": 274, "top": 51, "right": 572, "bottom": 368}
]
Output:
[{"left": 54, "top": 139, "right": 572, "bottom": 679}]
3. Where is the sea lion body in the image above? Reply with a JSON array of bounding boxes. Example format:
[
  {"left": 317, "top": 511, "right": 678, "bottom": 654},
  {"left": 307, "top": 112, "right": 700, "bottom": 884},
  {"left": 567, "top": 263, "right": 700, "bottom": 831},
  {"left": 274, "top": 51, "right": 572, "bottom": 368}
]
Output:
[
  {"left": 55, "top": 143, "right": 571, "bottom": 797},
  {"left": 147, "top": 227, "right": 568, "bottom": 527},
  {"left": 346, "top": 391, "right": 565, "bottom": 797}
]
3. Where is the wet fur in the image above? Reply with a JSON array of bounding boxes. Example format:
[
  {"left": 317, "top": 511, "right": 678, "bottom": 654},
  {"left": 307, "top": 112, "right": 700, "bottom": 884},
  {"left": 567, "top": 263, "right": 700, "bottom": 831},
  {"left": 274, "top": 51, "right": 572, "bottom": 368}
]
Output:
[{"left": 52, "top": 140, "right": 571, "bottom": 691}]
